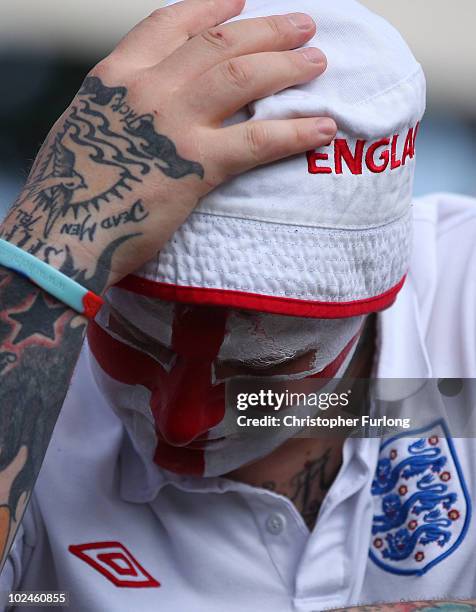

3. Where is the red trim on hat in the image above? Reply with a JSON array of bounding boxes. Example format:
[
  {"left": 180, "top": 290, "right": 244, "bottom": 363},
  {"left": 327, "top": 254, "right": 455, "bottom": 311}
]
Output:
[{"left": 114, "top": 275, "right": 406, "bottom": 318}]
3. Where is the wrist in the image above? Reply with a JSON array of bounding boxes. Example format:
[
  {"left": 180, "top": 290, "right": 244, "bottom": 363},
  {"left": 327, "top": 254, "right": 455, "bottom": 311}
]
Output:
[
  {"left": 0, "top": 218, "right": 114, "bottom": 296},
  {"left": 0, "top": 234, "right": 109, "bottom": 318}
]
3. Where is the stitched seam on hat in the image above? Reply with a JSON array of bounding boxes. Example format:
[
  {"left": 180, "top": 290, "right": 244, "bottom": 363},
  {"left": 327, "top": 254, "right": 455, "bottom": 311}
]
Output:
[
  {"left": 192, "top": 212, "right": 411, "bottom": 232},
  {"left": 182, "top": 210, "right": 411, "bottom": 237},
  {"left": 162, "top": 264, "right": 397, "bottom": 282},
  {"left": 169, "top": 243, "right": 404, "bottom": 255},
  {"left": 163, "top": 250, "right": 399, "bottom": 264},
  {"left": 161, "top": 258, "right": 391, "bottom": 273},
  {"left": 172, "top": 221, "right": 410, "bottom": 248},
  {"left": 157, "top": 281, "right": 391, "bottom": 301},
  {"left": 170, "top": 230, "right": 409, "bottom": 250}
]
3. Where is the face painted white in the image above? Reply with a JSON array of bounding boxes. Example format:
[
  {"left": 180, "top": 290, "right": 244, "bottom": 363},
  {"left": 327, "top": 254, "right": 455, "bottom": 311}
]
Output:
[
  {"left": 216, "top": 310, "right": 364, "bottom": 380},
  {"left": 105, "top": 288, "right": 364, "bottom": 380},
  {"left": 90, "top": 325, "right": 360, "bottom": 477},
  {"left": 93, "top": 289, "right": 366, "bottom": 477}
]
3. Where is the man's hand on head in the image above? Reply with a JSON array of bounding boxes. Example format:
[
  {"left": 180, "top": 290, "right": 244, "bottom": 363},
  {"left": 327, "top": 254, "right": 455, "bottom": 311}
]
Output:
[
  {"left": 0, "top": 0, "right": 336, "bottom": 572},
  {"left": 1, "top": 0, "right": 336, "bottom": 292}
]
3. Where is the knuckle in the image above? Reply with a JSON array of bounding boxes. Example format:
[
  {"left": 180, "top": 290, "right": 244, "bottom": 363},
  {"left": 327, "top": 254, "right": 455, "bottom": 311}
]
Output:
[
  {"left": 245, "top": 123, "right": 269, "bottom": 161},
  {"left": 264, "top": 15, "right": 287, "bottom": 38},
  {"left": 89, "top": 56, "right": 118, "bottom": 81},
  {"left": 125, "top": 71, "right": 145, "bottom": 95},
  {"left": 223, "top": 58, "right": 252, "bottom": 90},
  {"left": 148, "top": 8, "right": 162, "bottom": 20},
  {"left": 200, "top": 27, "right": 233, "bottom": 51},
  {"left": 91, "top": 57, "right": 111, "bottom": 77},
  {"left": 148, "top": 6, "right": 179, "bottom": 28}
]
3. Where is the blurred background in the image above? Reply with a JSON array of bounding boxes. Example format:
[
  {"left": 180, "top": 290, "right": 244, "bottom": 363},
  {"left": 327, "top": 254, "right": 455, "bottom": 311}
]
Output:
[{"left": 1, "top": 0, "right": 475, "bottom": 216}]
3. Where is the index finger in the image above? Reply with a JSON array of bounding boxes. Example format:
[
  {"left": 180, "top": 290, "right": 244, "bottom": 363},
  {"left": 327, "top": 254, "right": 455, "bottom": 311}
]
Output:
[{"left": 112, "top": 0, "right": 246, "bottom": 66}]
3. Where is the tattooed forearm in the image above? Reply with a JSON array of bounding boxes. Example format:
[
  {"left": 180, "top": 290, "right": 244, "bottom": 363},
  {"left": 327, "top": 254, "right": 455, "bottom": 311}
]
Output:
[
  {"left": 333, "top": 601, "right": 476, "bottom": 611},
  {"left": 0, "top": 73, "right": 204, "bottom": 570},
  {"left": 0, "top": 270, "right": 84, "bottom": 566},
  {"left": 0, "top": 234, "right": 134, "bottom": 568}
]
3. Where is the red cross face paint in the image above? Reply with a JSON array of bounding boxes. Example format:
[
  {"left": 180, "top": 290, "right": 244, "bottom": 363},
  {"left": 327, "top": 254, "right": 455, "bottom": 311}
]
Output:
[{"left": 88, "top": 289, "right": 364, "bottom": 477}]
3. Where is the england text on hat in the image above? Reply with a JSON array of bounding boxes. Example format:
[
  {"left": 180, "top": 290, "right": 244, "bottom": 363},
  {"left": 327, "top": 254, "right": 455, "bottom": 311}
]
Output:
[{"left": 307, "top": 122, "right": 420, "bottom": 175}]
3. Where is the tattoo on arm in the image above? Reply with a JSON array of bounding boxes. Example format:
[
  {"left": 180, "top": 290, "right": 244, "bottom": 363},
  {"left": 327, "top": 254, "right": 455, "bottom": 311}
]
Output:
[
  {"left": 0, "top": 75, "right": 204, "bottom": 569},
  {"left": 0, "top": 237, "right": 130, "bottom": 567},
  {"left": 1, "top": 75, "right": 203, "bottom": 250}
]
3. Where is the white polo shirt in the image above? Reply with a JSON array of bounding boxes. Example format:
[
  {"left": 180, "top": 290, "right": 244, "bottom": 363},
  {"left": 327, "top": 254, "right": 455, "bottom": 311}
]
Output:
[{"left": 1, "top": 193, "right": 476, "bottom": 611}]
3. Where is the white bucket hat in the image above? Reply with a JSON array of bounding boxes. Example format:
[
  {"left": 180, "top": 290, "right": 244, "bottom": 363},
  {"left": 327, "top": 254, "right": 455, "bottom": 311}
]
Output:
[{"left": 115, "top": 0, "right": 426, "bottom": 318}]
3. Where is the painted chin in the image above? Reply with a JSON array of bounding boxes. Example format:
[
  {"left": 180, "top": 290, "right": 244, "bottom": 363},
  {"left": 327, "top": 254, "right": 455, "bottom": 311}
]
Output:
[
  {"left": 153, "top": 441, "right": 205, "bottom": 476},
  {"left": 153, "top": 431, "right": 243, "bottom": 475}
]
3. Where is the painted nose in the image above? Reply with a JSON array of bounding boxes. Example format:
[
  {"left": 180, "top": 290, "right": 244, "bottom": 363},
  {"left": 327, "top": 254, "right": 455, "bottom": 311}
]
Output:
[{"left": 153, "top": 358, "right": 225, "bottom": 446}]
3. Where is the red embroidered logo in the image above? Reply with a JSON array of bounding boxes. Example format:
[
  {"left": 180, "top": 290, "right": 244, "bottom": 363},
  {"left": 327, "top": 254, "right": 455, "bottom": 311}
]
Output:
[
  {"left": 68, "top": 541, "right": 160, "bottom": 588},
  {"left": 307, "top": 123, "right": 420, "bottom": 175}
]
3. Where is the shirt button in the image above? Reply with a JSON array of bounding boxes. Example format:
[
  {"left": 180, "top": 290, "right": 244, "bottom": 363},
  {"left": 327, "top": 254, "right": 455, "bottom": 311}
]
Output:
[{"left": 265, "top": 513, "right": 286, "bottom": 535}]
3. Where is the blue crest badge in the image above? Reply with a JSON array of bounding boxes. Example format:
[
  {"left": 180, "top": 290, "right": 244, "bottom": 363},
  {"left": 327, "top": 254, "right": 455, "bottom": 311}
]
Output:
[{"left": 369, "top": 419, "right": 471, "bottom": 576}]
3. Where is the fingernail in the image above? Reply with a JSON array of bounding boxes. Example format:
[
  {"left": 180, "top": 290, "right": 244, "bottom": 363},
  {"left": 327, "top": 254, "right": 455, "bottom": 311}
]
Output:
[
  {"left": 287, "top": 12, "right": 315, "bottom": 31},
  {"left": 297, "top": 47, "right": 326, "bottom": 64},
  {"left": 315, "top": 118, "right": 337, "bottom": 137}
]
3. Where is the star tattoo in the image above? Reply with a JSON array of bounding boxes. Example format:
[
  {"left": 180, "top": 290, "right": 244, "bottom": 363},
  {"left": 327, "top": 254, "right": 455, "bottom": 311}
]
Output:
[{"left": 9, "top": 292, "right": 68, "bottom": 345}]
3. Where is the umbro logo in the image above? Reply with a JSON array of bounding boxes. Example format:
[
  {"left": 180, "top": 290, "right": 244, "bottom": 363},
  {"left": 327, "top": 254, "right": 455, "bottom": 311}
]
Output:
[{"left": 68, "top": 541, "right": 160, "bottom": 588}]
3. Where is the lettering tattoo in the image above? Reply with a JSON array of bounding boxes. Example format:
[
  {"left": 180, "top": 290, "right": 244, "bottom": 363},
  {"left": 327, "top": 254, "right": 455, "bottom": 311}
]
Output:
[
  {"left": 60, "top": 199, "right": 149, "bottom": 242},
  {"left": 0, "top": 75, "right": 204, "bottom": 569}
]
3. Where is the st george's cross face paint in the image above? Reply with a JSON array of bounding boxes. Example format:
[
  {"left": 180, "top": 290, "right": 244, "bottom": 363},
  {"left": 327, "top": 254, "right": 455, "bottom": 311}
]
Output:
[{"left": 88, "top": 289, "right": 365, "bottom": 477}]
